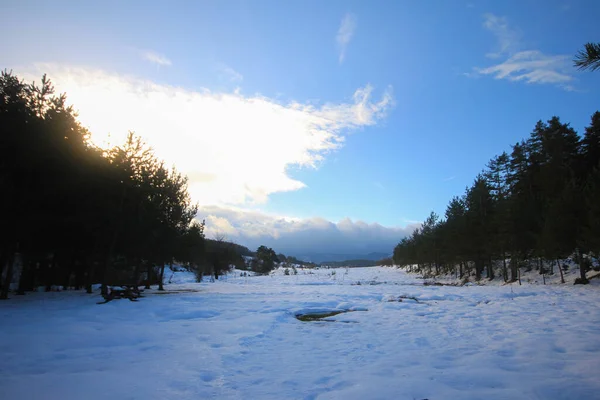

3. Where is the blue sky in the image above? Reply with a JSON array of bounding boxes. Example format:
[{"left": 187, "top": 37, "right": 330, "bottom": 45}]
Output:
[{"left": 3, "top": 0, "right": 599, "bottom": 257}]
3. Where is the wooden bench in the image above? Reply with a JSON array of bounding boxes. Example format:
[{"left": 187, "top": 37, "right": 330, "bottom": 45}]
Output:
[{"left": 97, "top": 285, "right": 144, "bottom": 304}]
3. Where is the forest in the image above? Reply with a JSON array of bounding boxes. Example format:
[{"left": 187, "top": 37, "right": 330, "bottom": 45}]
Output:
[
  {"left": 393, "top": 112, "right": 600, "bottom": 284},
  {"left": 0, "top": 71, "right": 263, "bottom": 300}
]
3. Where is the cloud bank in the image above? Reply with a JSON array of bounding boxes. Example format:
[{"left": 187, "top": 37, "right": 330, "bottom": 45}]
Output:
[
  {"left": 199, "top": 206, "right": 418, "bottom": 260},
  {"left": 25, "top": 64, "right": 393, "bottom": 208}
]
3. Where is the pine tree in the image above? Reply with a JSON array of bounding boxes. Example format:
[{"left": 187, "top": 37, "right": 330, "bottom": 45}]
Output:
[
  {"left": 443, "top": 196, "right": 468, "bottom": 278},
  {"left": 464, "top": 176, "right": 495, "bottom": 280},
  {"left": 485, "top": 153, "right": 512, "bottom": 281},
  {"left": 256, "top": 245, "right": 277, "bottom": 274},
  {"left": 581, "top": 112, "right": 600, "bottom": 175}
]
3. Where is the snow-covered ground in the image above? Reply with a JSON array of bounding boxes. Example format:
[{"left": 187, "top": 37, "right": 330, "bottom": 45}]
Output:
[{"left": 2, "top": 267, "right": 599, "bottom": 399}]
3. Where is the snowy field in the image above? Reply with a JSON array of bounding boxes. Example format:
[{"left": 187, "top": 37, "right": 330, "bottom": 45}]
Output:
[{"left": 1, "top": 267, "right": 600, "bottom": 400}]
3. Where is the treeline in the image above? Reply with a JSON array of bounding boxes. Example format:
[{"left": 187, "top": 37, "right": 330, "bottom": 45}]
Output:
[
  {"left": 393, "top": 113, "right": 600, "bottom": 284},
  {"left": 279, "top": 254, "right": 318, "bottom": 269},
  {"left": 0, "top": 71, "right": 210, "bottom": 299}
]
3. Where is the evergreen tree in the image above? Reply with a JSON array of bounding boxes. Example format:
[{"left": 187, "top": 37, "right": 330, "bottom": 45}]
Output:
[
  {"left": 442, "top": 196, "right": 468, "bottom": 278},
  {"left": 485, "top": 152, "right": 511, "bottom": 281},
  {"left": 464, "top": 176, "right": 495, "bottom": 280},
  {"left": 255, "top": 245, "right": 277, "bottom": 274},
  {"left": 581, "top": 112, "right": 600, "bottom": 175}
]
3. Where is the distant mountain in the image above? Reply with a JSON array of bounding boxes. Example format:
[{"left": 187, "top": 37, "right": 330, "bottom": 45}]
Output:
[
  {"left": 293, "top": 251, "right": 390, "bottom": 264},
  {"left": 320, "top": 259, "right": 378, "bottom": 268},
  {"left": 364, "top": 252, "right": 390, "bottom": 261}
]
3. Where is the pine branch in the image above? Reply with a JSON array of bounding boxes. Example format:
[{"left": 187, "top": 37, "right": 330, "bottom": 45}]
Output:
[{"left": 574, "top": 42, "right": 600, "bottom": 71}]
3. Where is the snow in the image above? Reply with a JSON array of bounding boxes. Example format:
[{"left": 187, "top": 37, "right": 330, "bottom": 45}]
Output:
[{"left": 2, "top": 267, "right": 600, "bottom": 399}]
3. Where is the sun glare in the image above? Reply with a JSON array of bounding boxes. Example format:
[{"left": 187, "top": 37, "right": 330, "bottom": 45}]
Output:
[{"left": 30, "top": 65, "right": 392, "bottom": 208}]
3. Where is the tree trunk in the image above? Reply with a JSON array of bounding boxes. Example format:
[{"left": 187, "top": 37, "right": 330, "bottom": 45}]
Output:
[
  {"left": 0, "top": 248, "right": 4, "bottom": 293},
  {"left": 475, "top": 258, "right": 482, "bottom": 281},
  {"left": 557, "top": 257, "right": 565, "bottom": 284},
  {"left": 459, "top": 262, "right": 464, "bottom": 279},
  {"left": 45, "top": 256, "right": 54, "bottom": 292},
  {"left": 85, "top": 258, "right": 95, "bottom": 294},
  {"left": 510, "top": 258, "right": 518, "bottom": 283},
  {"left": 537, "top": 257, "right": 545, "bottom": 284},
  {"left": 101, "top": 230, "right": 119, "bottom": 296},
  {"left": 16, "top": 256, "right": 29, "bottom": 295},
  {"left": 158, "top": 262, "right": 166, "bottom": 291},
  {"left": 100, "top": 258, "right": 109, "bottom": 296},
  {"left": 487, "top": 256, "right": 495, "bottom": 280},
  {"left": 102, "top": 183, "right": 127, "bottom": 295},
  {"left": 576, "top": 248, "right": 587, "bottom": 283},
  {"left": 85, "top": 239, "right": 100, "bottom": 294},
  {"left": 63, "top": 255, "right": 75, "bottom": 291},
  {"left": 73, "top": 260, "right": 83, "bottom": 290},
  {"left": 132, "top": 257, "right": 141, "bottom": 286},
  {"left": 28, "top": 259, "right": 38, "bottom": 292},
  {"left": 145, "top": 262, "right": 152, "bottom": 289},
  {"left": 1, "top": 251, "right": 15, "bottom": 300},
  {"left": 502, "top": 252, "right": 508, "bottom": 282}
]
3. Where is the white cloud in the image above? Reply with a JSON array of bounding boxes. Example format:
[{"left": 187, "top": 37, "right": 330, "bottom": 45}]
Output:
[
  {"left": 475, "top": 50, "right": 573, "bottom": 86},
  {"left": 220, "top": 65, "right": 243, "bottom": 83},
  {"left": 473, "top": 13, "right": 574, "bottom": 90},
  {"left": 24, "top": 64, "right": 393, "bottom": 208},
  {"left": 141, "top": 50, "right": 172, "bottom": 66},
  {"left": 482, "top": 13, "right": 519, "bottom": 58},
  {"left": 199, "top": 206, "right": 418, "bottom": 259},
  {"left": 336, "top": 13, "right": 357, "bottom": 64}
]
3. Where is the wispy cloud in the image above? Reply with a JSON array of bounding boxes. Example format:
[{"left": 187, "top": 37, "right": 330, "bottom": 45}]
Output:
[
  {"left": 220, "top": 64, "right": 243, "bottom": 83},
  {"left": 443, "top": 176, "right": 456, "bottom": 182},
  {"left": 472, "top": 13, "right": 574, "bottom": 90},
  {"left": 141, "top": 50, "right": 172, "bottom": 67},
  {"left": 482, "top": 13, "right": 519, "bottom": 58},
  {"left": 476, "top": 51, "right": 573, "bottom": 86},
  {"left": 336, "top": 13, "right": 357, "bottom": 64},
  {"left": 25, "top": 64, "right": 393, "bottom": 208}
]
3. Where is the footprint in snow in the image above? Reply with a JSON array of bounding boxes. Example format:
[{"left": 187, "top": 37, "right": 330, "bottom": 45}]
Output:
[{"left": 199, "top": 371, "right": 217, "bottom": 382}]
